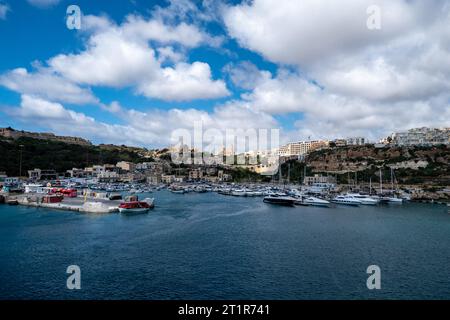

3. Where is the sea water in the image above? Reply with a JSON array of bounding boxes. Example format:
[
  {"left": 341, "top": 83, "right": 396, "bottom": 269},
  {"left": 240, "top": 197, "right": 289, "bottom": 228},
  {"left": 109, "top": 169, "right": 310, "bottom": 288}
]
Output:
[{"left": 0, "top": 191, "right": 449, "bottom": 300}]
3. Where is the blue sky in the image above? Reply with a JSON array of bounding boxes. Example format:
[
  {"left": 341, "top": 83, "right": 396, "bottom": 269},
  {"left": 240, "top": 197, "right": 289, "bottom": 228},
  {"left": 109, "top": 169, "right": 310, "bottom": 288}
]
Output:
[{"left": 0, "top": 0, "right": 449, "bottom": 148}]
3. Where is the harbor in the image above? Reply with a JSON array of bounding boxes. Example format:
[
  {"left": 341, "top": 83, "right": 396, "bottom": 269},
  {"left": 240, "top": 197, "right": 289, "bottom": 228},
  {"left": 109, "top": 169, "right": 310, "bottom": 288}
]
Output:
[
  {"left": 1, "top": 179, "right": 449, "bottom": 215},
  {"left": 1, "top": 189, "right": 449, "bottom": 300}
]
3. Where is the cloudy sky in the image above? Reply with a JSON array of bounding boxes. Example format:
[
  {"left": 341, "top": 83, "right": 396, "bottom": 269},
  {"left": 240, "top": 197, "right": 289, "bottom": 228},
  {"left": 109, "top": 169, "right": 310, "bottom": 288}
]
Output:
[{"left": 0, "top": 0, "right": 449, "bottom": 148}]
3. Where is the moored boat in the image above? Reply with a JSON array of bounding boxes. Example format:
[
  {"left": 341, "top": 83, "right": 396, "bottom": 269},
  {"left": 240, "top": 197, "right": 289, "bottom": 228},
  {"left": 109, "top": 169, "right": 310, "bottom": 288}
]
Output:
[
  {"left": 231, "top": 189, "right": 247, "bottom": 197},
  {"left": 332, "top": 195, "right": 361, "bottom": 206},
  {"left": 119, "top": 201, "right": 152, "bottom": 214},
  {"left": 383, "top": 196, "right": 403, "bottom": 204},
  {"left": 346, "top": 193, "right": 379, "bottom": 206},
  {"left": 263, "top": 196, "right": 296, "bottom": 207},
  {"left": 304, "top": 196, "right": 331, "bottom": 207}
]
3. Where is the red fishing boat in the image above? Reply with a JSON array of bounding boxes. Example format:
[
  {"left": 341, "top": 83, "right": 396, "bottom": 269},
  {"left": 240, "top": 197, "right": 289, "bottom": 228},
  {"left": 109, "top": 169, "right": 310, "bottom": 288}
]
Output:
[{"left": 118, "top": 198, "right": 154, "bottom": 215}]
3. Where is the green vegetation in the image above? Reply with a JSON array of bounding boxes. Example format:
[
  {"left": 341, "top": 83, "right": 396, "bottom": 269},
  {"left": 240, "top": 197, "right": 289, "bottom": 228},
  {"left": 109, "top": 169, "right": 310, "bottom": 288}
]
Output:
[
  {"left": 226, "top": 167, "right": 262, "bottom": 183},
  {"left": 279, "top": 160, "right": 311, "bottom": 183},
  {"left": 0, "top": 137, "right": 148, "bottom": 176}
]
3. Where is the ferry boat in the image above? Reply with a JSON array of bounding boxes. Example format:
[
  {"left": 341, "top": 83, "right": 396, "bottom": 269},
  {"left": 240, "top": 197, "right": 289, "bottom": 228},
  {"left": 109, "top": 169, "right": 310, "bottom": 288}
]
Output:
[
  {"left": 303, "top": 196, "right": 331, "bottom": 207},
  {"left": 332, "top": 195, "right": 361, "bottom": 206},
  {"left": 263, "top": 196, "right": 296, "bottom": 207},
  {"left": 118, "top": 200, "right": 153, "bottom": 214}
]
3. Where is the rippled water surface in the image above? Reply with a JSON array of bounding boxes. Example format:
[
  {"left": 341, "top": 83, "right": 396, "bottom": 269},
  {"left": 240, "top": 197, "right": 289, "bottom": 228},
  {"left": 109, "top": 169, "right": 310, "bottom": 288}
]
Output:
[{"left": 1, "top": 191, "right": 449, "bottom": 300}]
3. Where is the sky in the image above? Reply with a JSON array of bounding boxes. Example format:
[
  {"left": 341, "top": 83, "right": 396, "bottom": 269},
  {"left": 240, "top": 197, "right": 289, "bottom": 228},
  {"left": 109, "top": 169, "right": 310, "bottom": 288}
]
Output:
[{"left": 0, "top": 0, "right": 449, "bottom": 148}]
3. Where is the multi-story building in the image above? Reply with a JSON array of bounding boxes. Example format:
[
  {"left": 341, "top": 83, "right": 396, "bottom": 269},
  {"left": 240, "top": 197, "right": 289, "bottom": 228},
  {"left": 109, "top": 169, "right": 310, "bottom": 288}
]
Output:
[
  {"left": 346, "top": 137, "right": 366, "bottom": 146},
  {"left": 67, "top": 168, "right": 88, "bottom": 178},
  {"left": 333, "top": 139, "right": 347, "bottom": 147},
  {"left": 85, "top": 165, "right": 107, "bottom": 177},
  {"left": 147, "top": 174, "right": 162, "bottom": 185},
  {"left": 98, "top": 171, "right": 119, "bottom": 182},
  {"left": 116, "top": 161, "right": 136, "bottom": 172},
  {"left": 28, "top": 169, "right": 57, "bottom": 181},
  {"left": 303, "top": 174, "right": 337, "bottom": 186},
  {"left": 161, "top": 174, "right": 176, "bottom": 184},
  {"left": 189, "top": 169, "right": 204, "bottom": 181},
  {"left": 4, "top": 177, "right": 20, "bottom": 185},
  {"left": 278, "top": 140, "right": 329, "bottom": 157},
  {"left": 390, "top": 127, "right": 450, "bottom": 146}
]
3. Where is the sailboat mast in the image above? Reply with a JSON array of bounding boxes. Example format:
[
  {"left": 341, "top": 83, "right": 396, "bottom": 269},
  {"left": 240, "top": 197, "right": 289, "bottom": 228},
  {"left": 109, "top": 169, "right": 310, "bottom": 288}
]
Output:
[
  {"left": 379, "top": 169, "right": 383, "bottom": 194},
  {"left": 279, "top": 162, "right": 282, "bottom": 184}
]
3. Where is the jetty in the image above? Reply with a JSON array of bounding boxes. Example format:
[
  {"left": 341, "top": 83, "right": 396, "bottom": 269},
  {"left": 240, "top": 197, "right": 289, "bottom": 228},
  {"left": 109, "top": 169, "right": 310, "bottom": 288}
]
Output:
[{"left": 1, "top": 193, "right": 121, "bottom": 213}]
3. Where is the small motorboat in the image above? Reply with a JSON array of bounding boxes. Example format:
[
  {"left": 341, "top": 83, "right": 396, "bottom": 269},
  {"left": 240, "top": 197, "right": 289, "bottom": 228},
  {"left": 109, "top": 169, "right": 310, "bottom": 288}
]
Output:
[{"left": 119, "top": 201, "right": 152, "bottom": 215}]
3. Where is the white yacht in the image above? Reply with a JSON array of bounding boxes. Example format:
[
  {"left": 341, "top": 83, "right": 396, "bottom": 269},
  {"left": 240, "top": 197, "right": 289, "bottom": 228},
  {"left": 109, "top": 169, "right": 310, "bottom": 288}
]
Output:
[
  {"left": 382, "top": 196, "right": 403, "bottom": 204},
  {"left": 346, "top": 193, "right": 379, "bottom": 206},
  {"left": 231, "top": 189, "right": 247, "bottom": 197},
  {"left": 246, "top": 191, "right": 263, "bottom": 197},
  {"left": 332, "top": 195, "right": 361, "bottom": 206},
  {"left": 303, "top": 196, "right": 331, "bottom": 207}
]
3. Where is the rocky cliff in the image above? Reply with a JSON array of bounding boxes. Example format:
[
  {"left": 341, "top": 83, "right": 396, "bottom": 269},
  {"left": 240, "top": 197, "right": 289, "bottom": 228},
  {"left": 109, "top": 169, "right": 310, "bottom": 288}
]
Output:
[{"left": 306, "top": 144, "right": 450, "bottom": 185}]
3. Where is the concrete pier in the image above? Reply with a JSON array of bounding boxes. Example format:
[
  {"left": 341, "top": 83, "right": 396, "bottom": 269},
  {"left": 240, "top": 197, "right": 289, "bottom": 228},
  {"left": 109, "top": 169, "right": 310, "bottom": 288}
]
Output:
[{"left": 1, "top": 193, "right": 121, "bottom": 213}]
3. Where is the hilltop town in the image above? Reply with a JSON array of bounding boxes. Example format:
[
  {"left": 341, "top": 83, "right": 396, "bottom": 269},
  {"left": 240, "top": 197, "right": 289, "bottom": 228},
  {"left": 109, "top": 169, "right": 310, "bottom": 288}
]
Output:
[
  {"left": 0, "top": 127, "right": 92, "bottom": 146},
  {"left": 0, "top": 127, "right": 449, "bottom": 201}
]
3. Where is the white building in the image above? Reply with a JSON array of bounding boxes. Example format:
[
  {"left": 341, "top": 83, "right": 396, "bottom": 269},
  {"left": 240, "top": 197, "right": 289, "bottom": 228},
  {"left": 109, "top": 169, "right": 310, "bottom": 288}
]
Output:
[
  {"left": 4, "top": 177, "right": 19, "bottom": 185},
  {"left": 116, "top": 161, "right": 136, "bottom": 172},
  {"left": 278, "top": 140, "right": 329, "bottom": 157},
  {"left": 304, "top": 174, "right": 337, "bottom": 186},
  {"left": 347, "top": 137, "right": 366, "bottom": 146},
  {"left": 390, "top": 127, "right": 450, "bottom": 146}
]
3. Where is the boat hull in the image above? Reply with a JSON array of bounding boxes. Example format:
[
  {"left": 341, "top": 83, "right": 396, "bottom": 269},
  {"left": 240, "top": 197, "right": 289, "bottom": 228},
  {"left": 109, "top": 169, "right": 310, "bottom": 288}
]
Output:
[
  {"left": 263, "top": 197, "right": 296, "bottom": 207},
  {"left": 331, "top": 201, "right": 360, "bottom": 207},
  {"left": 305, "top": 201, "right": 331, "bottom": 207},
  {"left": 119, "top": 207, "right": 150, "bottom": 215}
]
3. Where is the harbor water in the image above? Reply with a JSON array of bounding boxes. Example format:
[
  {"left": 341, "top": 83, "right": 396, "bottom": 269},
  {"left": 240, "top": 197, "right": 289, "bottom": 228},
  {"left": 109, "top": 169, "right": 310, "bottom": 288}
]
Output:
[{"left": 0, "top": 190, "right": 449, "bottom": 300}]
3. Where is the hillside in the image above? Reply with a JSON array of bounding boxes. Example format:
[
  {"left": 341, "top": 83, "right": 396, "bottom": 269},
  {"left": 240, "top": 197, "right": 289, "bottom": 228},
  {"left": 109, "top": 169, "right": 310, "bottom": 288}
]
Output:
[
  {"left": 306, "top": 144, "right": 450, "bottom": 186},
  {"left": 0, "top": 136, "right": 150, "bottom": 177}
]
